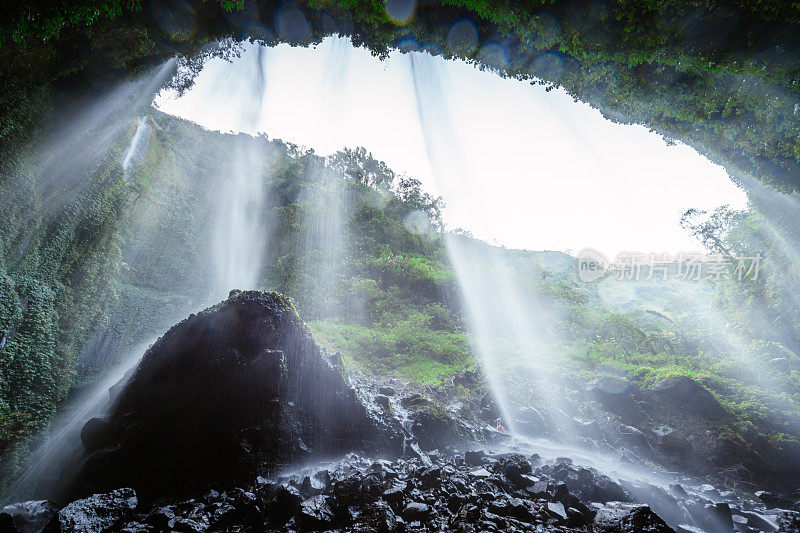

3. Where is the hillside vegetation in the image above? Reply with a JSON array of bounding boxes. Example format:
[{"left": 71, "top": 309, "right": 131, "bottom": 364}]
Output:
[{"left": 2, "top": 109, "right": 799, "bottom": 487}]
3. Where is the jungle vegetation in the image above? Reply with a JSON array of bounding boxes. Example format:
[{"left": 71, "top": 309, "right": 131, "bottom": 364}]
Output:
[{"left": 3, "top": 108, "right": 799, "bottom": 486}]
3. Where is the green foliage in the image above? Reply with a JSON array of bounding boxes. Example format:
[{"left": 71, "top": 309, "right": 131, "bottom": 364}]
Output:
[
  {"left": 2, "top": 0, "right": 799, "bottom": 199},
  {"left": 310, "top": 315, "right": 471, "bottom": 385},
  {"left": 1, "top": 103, "right": 799, "bottom": 492}
]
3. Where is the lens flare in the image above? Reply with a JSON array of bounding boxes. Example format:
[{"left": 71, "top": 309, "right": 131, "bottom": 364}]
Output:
[{"left": 384, "top": 0, "right": 417, "bottom": 25}]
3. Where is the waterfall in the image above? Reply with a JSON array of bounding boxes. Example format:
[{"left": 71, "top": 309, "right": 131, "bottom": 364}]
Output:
[
  {"left": 297, "top": 161, "right": 349, "bottom": 318},
  {"left": 209, "top": 43, "right": 271, "bottom": 298},
  {"left": 408, "top": 51, "right": 576, "bottom": 435},
  {"left": 36, "top": 60, "right": 175, "bottom": 200},
  {"left": 407, "top": 51, "right": 521, "bottom": 430},
  {"left": 121, "top": 116, "right": 152, "bottom": 174},
  {"left": 210, "top": 138, "right": 270, "bottom": 298},
  {"left": 5, "top": 51, "right": 273, "bottom": 502},
  {"left": 4, "top": 62, "right": 181, "bottom": 503}
]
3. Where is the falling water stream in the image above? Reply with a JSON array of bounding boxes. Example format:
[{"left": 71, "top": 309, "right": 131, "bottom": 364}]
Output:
[
  {"left": 407, "top": 50, "right": 577, "bottom": 435},
  {"left": 121, "top": 116, "right": 153, "bottom": 175},
  {"left": 405, "top": 47, "right": 769, "bottom": 533},
  {"left": 7, "top": 51, "right": 274, "bottom": 502},
  {"left": 6, "top": 37, "right": 798, "bottom": 533}
]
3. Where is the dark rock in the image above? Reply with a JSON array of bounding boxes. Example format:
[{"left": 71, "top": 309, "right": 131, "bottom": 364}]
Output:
[
  {"left": 751, "top": 434, "right": 800, "bottom": 478},
  {"left": 651, "top": 375, "right": 727, "bottom": 419},
  {"left": 621, "top": 425, "right": 651, "bottom": 450},
  {"left": 75, "top": 291, "right": 388, "bottom": 496},
  {"left": 669, "top": 484, "right": 687, "bottom": 498},
  {"left": 300, "top": 470, "right": 330, "bottom": 497},
  {"left": 585, "top": 377, "right": 645, "bottom": 422},
  {"left": 79, "top": 418, "right": 113, "bottom": 454},
  {"left": 740, "top": 510, "right": 780, "bottom": 531},
  {"left": 382, "top": 481, "right": 407, "bottom": 510},
  {"left": 778, "top": 510, "right": 800, "bottom": 531},
  {"left": 574, "top": 417, "right": 604, "bottom": 440},
  {"left": 710, "top": 435, "right": 751, "bottom": 468},
  {"left": 264, "top": 484, "right": 301, "bottom": 525},
  {"left": 314, "top": 469, "right": 331, "bottom": 490},
  {"left": 514, "top": 407, "right": 547, "bottom": 435},
  {"left": 494, "top": 454, "right": 532, "bottom": 486},
  {"left": 357, "top": 501, "right": 397, "bottom": 532},
  {"left": 554, "top": 481, "right": 570, "bottom": 502},
  {"left": 330, "top": 473, "right": 383, "bottom": 507},
  {"left": 447, "top": 492, "right": 468, "bottom": 513},
  {"left": 731, "top": 513, "right": 748, "bottom": 527},
  {"left": 756, "top": 490, "right": 795, "bottom": 510},
  {"left": 708, "top": 502, "right": 733, "bottom": 531},
  {"left": 567, "top": 506, "right": 590, "bottom": 527},
  {"left": 0, "top": 500, "right": 58, "bottom": 533},
  {"left": 59, "top": 488, "right": 137, "bottom": 533},
  {"left": 574, "top": 471, "right": 630, "bottom": 504},
  {"left": 147, "top": 500, "right": 210, "bottom": 532},
  {"left": 650, "top": 425, "right": 693, "bottom": 460},
  {"left": 400, "top": 394, "right": 467, "bottom": 451},
  {"left": 402, "top": 501, "right": 433, "bottom": 521},
  {"left": 464, "top": 450, "right": 486, "bottom": 466},
  {"left": 210, "top": 489, "right": 262, "bottom": 529},
  {"left": 546, "top": 501, "right": 568, "bottom": 521},
  {"left": 378, "top": 386, "right": 396, "bottom": 397},
  {"left": 468, "top": 467, "right": 491, "bottom": 478},
  {"left": 593, "top": 502, "right": 672, "bottom": 532},
  {"left": 298, "top": 495, "right": 334, "bottom": 530},
  {"left": 529, "top": 481, "right": 549, "bottom": 497},
  {"left": 488, "top": 497, "right": 533, "bottom": 521},
  {"left": 419, "top": 466, "right": 441, "bottom": 489}
]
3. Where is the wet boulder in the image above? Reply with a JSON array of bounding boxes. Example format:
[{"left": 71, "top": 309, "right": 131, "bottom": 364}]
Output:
[
  {"left": 75, "top": 291, "right": 389, "bottom": 497},
  {"left": 493, "top": 454, "right": 532, "bottom": 488},
  {"left": 513, "top": 406, "right": 548, "bottom": 436},
  {"left": 58, "top": 488, "right": 137, "bottom": 533},
  {"left": 593, "top": 502, "right": 672, "bottom": 532},
  {"left": 0, "top": 500, "right": 58, "bottom": 533},
  {"left": 356, "top": 500, "right": 398, "bottom": 533},
  {"left": 649, "top": 426, "right": 693, "bottom": 463},
  {"left": 400, "top": 394, "right": 468, "bottom": 451},
  {"left": 651, "top": 375, "right": 726, "bottom": 419},
  {"left": 403, "top": 501, "right": 433, "bottom": 521},
  {"left": 297, "top": 495, "right": 335, "bottom": 530},
  {"left": 585, "top": 376, "right": 645, "bottom": 423}
]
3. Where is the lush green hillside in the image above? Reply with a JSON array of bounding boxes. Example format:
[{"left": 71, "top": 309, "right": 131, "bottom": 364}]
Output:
[{"left": 3, "top": 107, "right": 799, "bottom": 487}]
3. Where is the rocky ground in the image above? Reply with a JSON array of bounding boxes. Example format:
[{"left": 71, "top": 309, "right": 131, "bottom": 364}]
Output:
[
  {"left": 3, "top": 447, "right": 800, "bottom": 532},
  {"left": 3, "top": 291, "right": 800, "bottom": 532}
]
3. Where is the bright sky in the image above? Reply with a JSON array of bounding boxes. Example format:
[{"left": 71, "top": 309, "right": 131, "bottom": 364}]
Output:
[{"left": 154, "top": 37, "right": 747, "bottom": 258}]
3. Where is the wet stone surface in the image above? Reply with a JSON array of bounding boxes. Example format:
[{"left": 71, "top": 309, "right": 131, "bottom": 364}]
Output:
[{"left": 8, "top": 449, "right": 799, "bottom": 532}]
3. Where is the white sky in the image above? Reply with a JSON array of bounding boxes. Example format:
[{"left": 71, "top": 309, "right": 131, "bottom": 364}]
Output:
[{"left": 154, "top": 37, "right": 747, "bottom": 258}]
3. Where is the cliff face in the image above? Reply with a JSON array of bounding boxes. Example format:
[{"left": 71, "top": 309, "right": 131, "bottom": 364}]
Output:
[{"left": 75, "top": 291, "right": 394, "bottom": 498}]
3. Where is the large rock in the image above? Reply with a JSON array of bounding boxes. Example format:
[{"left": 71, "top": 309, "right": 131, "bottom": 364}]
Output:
[
  {"left": 75, "top": 291, "right": 391, "bottom": 496},
  {"left": 650, "top": 375, "right": 726, "bottom": 419},
  {"left": 593, "top": 502, "right": 672, "bottom": 532},
  {"left": 399, "top": 394, "right": 468, "bottom": 451},
  {"left": 58, "top": 488, "right": 137, "bottom": 533},
  {"left": 585, "top": 376, "right": 646, "bottom": 424},
  {"left": 0, "top": 500, "right": 58, "bottom": 532}
]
